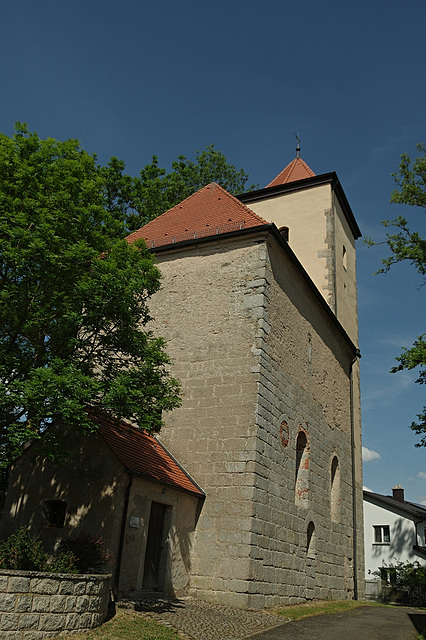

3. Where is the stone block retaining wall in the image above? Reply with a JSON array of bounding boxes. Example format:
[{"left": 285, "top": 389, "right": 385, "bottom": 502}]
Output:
[{"left": 0, "top": 569, "right": 111, "bottom": 639}]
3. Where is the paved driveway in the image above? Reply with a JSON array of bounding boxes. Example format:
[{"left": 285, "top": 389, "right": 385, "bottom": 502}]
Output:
[
  {"left": 123, "top": 598, "right": 426, "bottom": 640},
  {"left": 247, "top": 605, "right": 426, "bottom": 640}
]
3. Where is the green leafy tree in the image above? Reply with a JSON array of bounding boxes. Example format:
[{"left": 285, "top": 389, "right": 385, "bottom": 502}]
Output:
[
  {"left": 373, "top": 143, "right": 426, "bottom": 445},
  {"left": 124, "top": 144, "right": 258, "bottom": 231},
  {"left": 0, "top": 124, "right": 181, "bottom": 467}
]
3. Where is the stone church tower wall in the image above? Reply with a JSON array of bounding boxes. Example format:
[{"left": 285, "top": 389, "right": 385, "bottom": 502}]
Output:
[{"left": 149, "top": 228, "right": 364, "bottom": 608}]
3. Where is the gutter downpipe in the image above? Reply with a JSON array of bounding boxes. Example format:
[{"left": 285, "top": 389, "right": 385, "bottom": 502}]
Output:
[
  {"left": 114, "top": 470, "right": 134, "bottom": 601},
  {"left": 350, "top": 348, "right": 361, "bottom": 599}
]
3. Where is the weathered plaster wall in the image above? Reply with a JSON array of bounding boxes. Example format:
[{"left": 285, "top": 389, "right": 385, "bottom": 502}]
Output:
[
  {"left": 118, "top": 478, "right": 201, "bottom": 598},
  {"left": 333, "top": 193, "right": 358, "bottom": 345},
  {"left": 0, "top": 431, "right": 201, "bottom": 600},
  {"left": 245, "top": 184, "right": 333, "bottom": 307},
  {"left": 0, "top": 429, "right": 126, "bottom": 565}
]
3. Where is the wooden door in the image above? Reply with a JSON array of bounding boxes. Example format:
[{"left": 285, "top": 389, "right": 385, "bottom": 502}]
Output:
[{"left": 142, "top": 501, "right": 167, "bottom": 590}]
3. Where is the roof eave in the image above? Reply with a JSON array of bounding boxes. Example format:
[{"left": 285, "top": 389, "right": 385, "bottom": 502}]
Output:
[
  {"left": 124, "top": 467, "right": 205, "bottom": 498},
  {"left": 364, "top": 490, "right": 426, "bottom": 520}
]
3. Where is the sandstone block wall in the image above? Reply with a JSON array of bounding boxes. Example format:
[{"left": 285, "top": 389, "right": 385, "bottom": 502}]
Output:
[
  {"left": 0, "top": 570, "right": 111, "bottom": 639},
  {"left": 150, "top": 232, "right": 364, "bottom": 608}
]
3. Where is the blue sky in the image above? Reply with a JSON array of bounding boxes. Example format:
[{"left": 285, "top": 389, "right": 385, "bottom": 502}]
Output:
[{"left": 1, "top": 1, "right": 425, "bottom": 501}]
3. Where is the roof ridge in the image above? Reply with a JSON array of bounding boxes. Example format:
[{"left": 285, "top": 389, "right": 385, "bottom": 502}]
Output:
[
  {"left": 125, "top": 182, "right": 269, "bottom": 248},
  {"left": 126, "top": 183, "right": 216, "bottom": 243}
]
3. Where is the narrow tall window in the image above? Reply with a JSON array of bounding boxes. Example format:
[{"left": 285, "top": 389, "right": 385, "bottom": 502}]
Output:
[
  {"left": 330, "top": 456, "right": 340, "bottom": 522},
  {"left": 307, "top": 521, "right": 316, "bottom": 558},
  {"left": 342, "top": 245, "right": 347, "bottom": 271},
  {"left": 295, "top": 429, "right": 309, "bottom": 506}
]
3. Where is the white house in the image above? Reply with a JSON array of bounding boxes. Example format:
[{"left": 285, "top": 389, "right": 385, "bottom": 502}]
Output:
[{"left": 364, "top": 486, "right": 426, "bottom": 586}]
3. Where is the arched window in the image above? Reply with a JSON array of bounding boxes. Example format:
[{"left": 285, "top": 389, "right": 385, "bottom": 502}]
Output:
[
  {"left": 330, "top": 456, "right": 340, "bottom": 522},
  {"left": 295, "top": 429, "right": 309, "bottom": 506},
  {"left": 307, "top": 521, "right": 316, "bottom": 558}
]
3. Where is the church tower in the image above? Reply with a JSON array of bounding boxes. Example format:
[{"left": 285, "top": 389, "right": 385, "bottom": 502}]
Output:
[{"left": 239, "top": 144, "right": 361, "bottom": 346}]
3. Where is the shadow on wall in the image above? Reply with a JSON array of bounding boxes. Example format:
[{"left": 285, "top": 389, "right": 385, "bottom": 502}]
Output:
[
  {"left": 371, "top": 517, "right": 414, "bottom": 565},
  {"left": 0, "top": 429, "right": 125, "bottom": 557}
]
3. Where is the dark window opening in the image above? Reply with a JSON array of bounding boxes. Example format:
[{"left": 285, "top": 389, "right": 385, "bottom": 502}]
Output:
[
  {"left": 279, "top": 226, "right": 289, "bottom": 242},
  {"left": 44, "top": 500, "right": 67, "bottom": 528}
]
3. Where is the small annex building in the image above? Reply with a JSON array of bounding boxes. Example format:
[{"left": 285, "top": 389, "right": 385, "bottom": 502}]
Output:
[
  {"left": 1, "top": 150, "right": 365, "bottom": 608},
  {"left": 0, "top": 411, "right": 204, "bottom": 598}
]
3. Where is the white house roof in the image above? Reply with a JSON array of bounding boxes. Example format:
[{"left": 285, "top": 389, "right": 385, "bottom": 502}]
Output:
[{"left": 364, "top": 489, "right": 426, "bottom": 521}]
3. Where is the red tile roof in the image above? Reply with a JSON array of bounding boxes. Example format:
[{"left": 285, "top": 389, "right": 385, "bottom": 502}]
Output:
[
  {"left": 126, "top": 182, "right": 268, "bottom": 249},
  {"left": 87, "top": 410, "right": 204, "bottom": 497},
  {"left": 266, "top": 157, "right": 316, "bottom": 188}
]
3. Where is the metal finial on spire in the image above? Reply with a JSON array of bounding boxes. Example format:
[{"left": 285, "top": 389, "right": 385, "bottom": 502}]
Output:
[{"left": 295, "top": 133, "right": 301, "bottom": 158}]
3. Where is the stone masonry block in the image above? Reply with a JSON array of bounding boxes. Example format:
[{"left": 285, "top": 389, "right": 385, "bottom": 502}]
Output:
[
  {"left": 0, "top": 576, "right": 8, "bottom": 592},
  {"left": 65, "top": 613, "right": 81, "bottom": 630},
  {"left": 79, "top": 612, "right": 93, "bottom": 628},
  {"left": 58, "top": 580, "right": 75, "bottom": 595},
  {"left": 8, "top": 576, "right": 31, "bottom": 593},
  {"left": 86, "top": 580, "right": 106, "bottom": 595},
  {"left": 73, "top": 581, "right": 87, "bottom": 596},
  {"left": 0, "top": 593, "right": 16, "bottom": 611},
  {"left": 0, "top": 614, "right": 19, "bottom": 631},
  {"left": 15, "top": 594, "right": 33, "bottom": 612},
  {"left": 49, "top": 595, "right": 66, "bottom": 613},
  {"left": 88, "top": 596, "right": 102, "bottom": 612},
  {"left": 64, "top": 596, "right": 78, "bottom": 612},
  {"left": 18, "top": 613, "right": 40, "bottom": 630},
  {"left": 39, "top": 614, "right": 67, "bottom": 632},
  {"left": 30, "top": 578, "right": 59, "bottom": 595},
  {"left": 76, "top": 595, "right": 89, "bottom": 612},
  {"left": 32, "top": 595, "right": 51, "bottom": 612}
]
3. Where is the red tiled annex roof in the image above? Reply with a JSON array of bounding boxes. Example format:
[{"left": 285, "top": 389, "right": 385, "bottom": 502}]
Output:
[
  {"left": 266, "top": 156, "right": 316, "bottom": 188},
  {"left": 88, "top": 410, "right": 204, "bottom": 497},
  {"left": 125, "top": 182, "right": 268, "bottom": 249}
]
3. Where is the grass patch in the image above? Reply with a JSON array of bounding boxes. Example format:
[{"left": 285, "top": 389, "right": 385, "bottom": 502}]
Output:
[
  {"left": 51, "top": 608, "right": 183, "bottom": 640},
  {"left": 272, "top": 599, "right": 370, "bottom": 620}
]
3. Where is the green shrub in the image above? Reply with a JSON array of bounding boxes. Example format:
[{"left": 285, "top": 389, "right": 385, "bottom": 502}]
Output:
[
  {"left": 58, "top": 533, "right": 112, "bottom": 573},
  {"left": 47, "top": 550, "right": 79, "bottom": 574},
  {"left": 377, "top": 561, "right": 426, "bottom": 605},
  {"left": 0, "top": 527, "right": 48, "bottom": 571},
  {"left": 0, "top": 527, "right": 78, "bottom": 573}
]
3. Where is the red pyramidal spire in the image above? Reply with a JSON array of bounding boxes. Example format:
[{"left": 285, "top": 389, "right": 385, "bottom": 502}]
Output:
[{"left": 266, "top": 156, "right": 316, "bottom": 188}]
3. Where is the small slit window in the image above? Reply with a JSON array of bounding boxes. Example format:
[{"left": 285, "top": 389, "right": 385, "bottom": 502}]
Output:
[
  {"left": 307, "top": 521, "right": 316, "bottom": 558},
  {"left": 330, "top": 456, "right": 340, "bottom": 522},
  {"left": 279, "top": 226, "right": 289, "bottom": 242},
  {"left": 295, "top": 429, "right": 309, "bottom": 507},
  {"left": 342, "top": 245, "right": 347, "bottom": 271},
  {"left": 44, "top": 500, "right": 67, "bottom": 528}
]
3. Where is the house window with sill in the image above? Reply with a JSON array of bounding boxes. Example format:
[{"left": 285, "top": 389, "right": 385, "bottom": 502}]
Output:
[{"left": 373, "top": 525, "right": 390, "bottom": 544}]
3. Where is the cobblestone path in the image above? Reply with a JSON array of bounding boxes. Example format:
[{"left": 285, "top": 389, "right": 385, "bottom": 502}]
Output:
[{"left": 120, "top": 597, "right": 286, "bottom": 640}]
